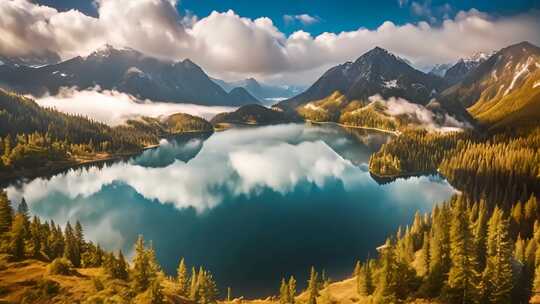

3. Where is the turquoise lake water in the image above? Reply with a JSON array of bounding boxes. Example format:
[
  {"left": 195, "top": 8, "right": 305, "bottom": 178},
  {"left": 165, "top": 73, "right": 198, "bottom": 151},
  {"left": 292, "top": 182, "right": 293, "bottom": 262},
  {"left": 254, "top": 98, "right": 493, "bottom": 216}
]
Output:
[{"left": 6, "top": 123, "right": 455, "bottom": 297}]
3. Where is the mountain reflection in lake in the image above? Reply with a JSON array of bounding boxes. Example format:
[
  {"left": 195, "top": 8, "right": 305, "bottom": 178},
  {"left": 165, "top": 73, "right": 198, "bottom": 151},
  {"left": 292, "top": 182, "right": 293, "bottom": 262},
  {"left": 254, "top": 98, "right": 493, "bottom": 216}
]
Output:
[{"left": 6, "top": 123, "right": 455, "bottom": 298}]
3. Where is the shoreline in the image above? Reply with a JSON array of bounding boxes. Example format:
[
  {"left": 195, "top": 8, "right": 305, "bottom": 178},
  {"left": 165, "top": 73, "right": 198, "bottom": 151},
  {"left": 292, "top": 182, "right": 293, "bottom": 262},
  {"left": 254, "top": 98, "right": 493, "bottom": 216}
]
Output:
[
  {"left": 0, "top": 130, "right": 213, "bottom": 186},
  {"left": 305, "top": 120, "right": 401, "bottom": 136}
]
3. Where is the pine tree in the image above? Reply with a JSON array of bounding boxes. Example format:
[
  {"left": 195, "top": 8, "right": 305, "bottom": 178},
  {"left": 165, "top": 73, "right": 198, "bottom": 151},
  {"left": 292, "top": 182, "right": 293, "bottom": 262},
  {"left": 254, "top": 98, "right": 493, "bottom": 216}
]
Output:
[
  {"left": 205, "top": 271, "right": 218, "bottom": 304},
  {"left": 288, "top": 276, "right": 296, "bottom": 304},
  {"left": 533, "top": 247, "right": 540, "bottom": 299},
  {"left": 279, "top": 278, "right": 290, "bottom": 304},
  {"left": 0, "top": 191, "right": 13, "bottom": 234},
  {"left": 424, "top": 204, "right": 451, "bottom": 296},
  {"left": 354, "top": 261, "right": 361, "bottom": 277},
  {"left": 481, "top": 207, "right": 514, "bottom": 304},
  {"left": 473, "top": 199, "right": 488, "bottom": 271},
  {"left": 374, "top": 239, "right": 398, "bottom": 303},
  {"left": 146, "top": 242, "right": 160, "bottom": 282},
  {"left": 357, "top": 261, "right": 374, "bottom": 296},
  {"left": 116, "top": 250, "right": 128, "bottom": 280},
  {"left": 189, "top": 267, "right": 199, "bottom": 300},
  {"left": 307, "top": 266, "right": 319, "bottom": 304},
  {"left": 177, "top": 257, "right": 189, "bottom": 297},
  {"left": 419, "top": 232, "right": 430, "bottom": 276},
  {"left": 17, "top": 198, "right": 29, "bottom": 220},
  {"left": 148, "top": 279, "right": 164, "bottom": 304},
  {"left": 74, "top": 220, "right": 84, "bottom": 254},
  {"left": 63, "top": 221, "right": 80, "bottom": 267},
  {"left": 29, "top": 216, "right": 42, "bottom": 258},
  {"left": 10, "top": 214, "right": 26, "bottom": 259},
  {"left": 445, "top": 197, "right": 479, "bottom": 304},
  {"left": 133, "top": 235, "right": 151, "bottom": 292}
]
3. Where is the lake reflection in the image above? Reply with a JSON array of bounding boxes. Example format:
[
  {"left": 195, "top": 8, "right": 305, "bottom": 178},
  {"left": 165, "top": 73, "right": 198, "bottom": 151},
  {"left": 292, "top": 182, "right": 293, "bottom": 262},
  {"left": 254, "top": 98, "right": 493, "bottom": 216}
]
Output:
[{"left": 6, "top": 123, "right": 455, "bottom": 297}]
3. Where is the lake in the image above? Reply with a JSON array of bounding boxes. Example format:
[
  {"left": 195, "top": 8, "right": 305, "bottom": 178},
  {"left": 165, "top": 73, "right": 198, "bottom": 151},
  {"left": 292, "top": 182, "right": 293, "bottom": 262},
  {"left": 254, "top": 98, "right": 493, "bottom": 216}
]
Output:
[{"left": 5, "top": 123, "right": 455, "bottom": 298}]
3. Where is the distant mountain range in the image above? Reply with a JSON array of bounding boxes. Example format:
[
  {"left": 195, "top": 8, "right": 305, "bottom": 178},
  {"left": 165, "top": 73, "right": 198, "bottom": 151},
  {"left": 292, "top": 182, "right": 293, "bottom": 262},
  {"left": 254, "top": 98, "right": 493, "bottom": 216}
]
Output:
[
  {"left": 277, "top": 47, "right": 447, "bottom": 111},
  {"left": 270, "top": 43, "right": 540, "bottom": 131},
  {"left": 441, "top": 41, "right": 540, "bottom": 129},
  {"left": 212, "top": 77, "right": 306, "bottom": 104},
  {"left": 0, "top": 45, "right": 259, "bottom": 107},
  {"left": 2, "top": 42, "right": 539, "bottom": 130}
]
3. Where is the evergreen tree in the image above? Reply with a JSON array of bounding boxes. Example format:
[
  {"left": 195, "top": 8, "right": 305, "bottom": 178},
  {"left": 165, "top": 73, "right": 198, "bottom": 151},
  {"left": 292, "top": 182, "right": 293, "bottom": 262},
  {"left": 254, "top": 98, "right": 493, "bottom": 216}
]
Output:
[
  {"left": 354, "top": 261, "right": 361, "bottom": 277},
  {"left": 29, "top": 216, "right": 42, "bottom": 258},
  {"left": 146, "top": 241, "right": 160, "bottom": 282},
  {"left": 63, "top": 221, "right": 80, "bottom": 267},
  {"left": 17, "top": 198, "right": 29, "bottom": 220},
  {"left": 148, "top": 279, "right": 164, "bottom": 304},
  {"left": 307, "top": 266, "right": 319, "bottom": 304},
  {"left": 279, "top": 278, "right": 290, "bottom": 304},
  {"left": 0, "top": 190, "right": 13, "bottom": 234},
  {"left": 10, "top": 214, "right": 26, "bottom": 259},
  {"left": 74, "top": 220, "right": 84, "bottom": 253},
  {"left": 177, "top": 257, "right": 189, "bottom": 296},
  {"left": 133, "top": 235, "right": 151, "bottom": 292},
  {"left": 374, "top": 239, "right": 398, "bottom": 303},
  {"left": 444, "top": 197, "right": 479, "bottom": 304},
  {"left": 116, "top": 250, "right": 128, "bottom": 280},
  {"left": 288, "top": 276, "right": 296, "bottom": 304},
  {"left": 419, "top": 232, "right": 430, "bottom": 276},
  {"left": 481, "top": 207, "right": 514, "bottom": 304},
  {"left": 474, "top": 199, "right": 488, "bottom": 271},
  {"left": 424, "top": 204, "right": 451, "bottom": 296},
  {"left": 197, "top": 268, "right": 218, "bottom": 304},
  {"left": 533, "top": 247, "right": 540, "bottom": 299},
  {"left": 357, "top": 261, "right": 374, "bottom": 296},
  {"left": 189, "top": 267, "right": 199, "bottom": 300}
]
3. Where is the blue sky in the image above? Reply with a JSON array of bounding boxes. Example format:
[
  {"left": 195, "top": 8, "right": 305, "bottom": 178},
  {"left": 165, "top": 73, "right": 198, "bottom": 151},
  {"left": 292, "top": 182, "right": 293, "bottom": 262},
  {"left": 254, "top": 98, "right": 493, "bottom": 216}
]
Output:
[
  {"left": 180, "top": 0, "right": 539, "bottom": 34},
  {"left": 8, "top": 0, "right": 540, "bottom": 84},
  {"left": 37, "top": 0, "right": 540, "bottom": 35}
]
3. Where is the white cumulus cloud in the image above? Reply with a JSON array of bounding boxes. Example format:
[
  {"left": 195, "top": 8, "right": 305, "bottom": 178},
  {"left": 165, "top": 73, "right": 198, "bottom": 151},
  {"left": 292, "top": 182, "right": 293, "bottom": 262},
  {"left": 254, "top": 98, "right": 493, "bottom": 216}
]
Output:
[
  {"left": 32, "top": 87, "right": 235, "bottom": 126},
  {"left": 0, "top": 0, "right": 539, "bottom": 85}
]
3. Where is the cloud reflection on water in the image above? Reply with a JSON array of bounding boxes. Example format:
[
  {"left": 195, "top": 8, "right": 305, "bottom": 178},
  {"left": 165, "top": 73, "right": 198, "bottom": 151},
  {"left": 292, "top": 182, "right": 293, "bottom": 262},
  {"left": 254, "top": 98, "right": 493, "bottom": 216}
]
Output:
[{"left": 7, "top": 124, "right": 452, "bottom": 213}]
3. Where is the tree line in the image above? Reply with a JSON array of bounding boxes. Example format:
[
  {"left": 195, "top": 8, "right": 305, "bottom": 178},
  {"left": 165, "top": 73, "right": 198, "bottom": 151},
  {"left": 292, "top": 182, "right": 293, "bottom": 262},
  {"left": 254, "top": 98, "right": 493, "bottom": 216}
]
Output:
[
  {"left": 369, "top": 127, "right": 540, "bottom": 206},
  {"left": 348, "top": 194, "right": 540, "bottom": 303},
  {"left": 0, "top": 190, "right": 218, "bottom": 303},
  {"left": 0, "top": 89, "right": 212, "bottom": 172}
]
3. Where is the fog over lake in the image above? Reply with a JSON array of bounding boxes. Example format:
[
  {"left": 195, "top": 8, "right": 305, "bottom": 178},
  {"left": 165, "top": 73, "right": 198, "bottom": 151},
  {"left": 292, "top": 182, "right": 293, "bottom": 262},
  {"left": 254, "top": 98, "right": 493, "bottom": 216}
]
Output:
[{"left": 6, "top": 124, "right": 455, "bottom": 297}]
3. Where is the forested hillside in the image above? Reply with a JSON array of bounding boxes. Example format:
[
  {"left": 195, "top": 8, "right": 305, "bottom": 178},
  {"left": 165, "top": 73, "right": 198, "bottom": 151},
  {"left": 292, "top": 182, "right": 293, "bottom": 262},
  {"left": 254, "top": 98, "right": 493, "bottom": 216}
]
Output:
[
  {"left": 0, "top": 89, "right": 212, "bottom": 178},
  {"left": 0, "top": 191, "right": 219, "bottom": 303}
]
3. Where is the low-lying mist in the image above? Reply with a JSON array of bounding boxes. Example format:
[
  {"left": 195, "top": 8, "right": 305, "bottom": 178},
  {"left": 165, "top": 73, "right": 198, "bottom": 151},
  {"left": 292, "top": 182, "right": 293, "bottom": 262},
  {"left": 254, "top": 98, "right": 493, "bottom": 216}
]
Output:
[{"left": 32, "top": 87, "right": 236, "bottom": 126}]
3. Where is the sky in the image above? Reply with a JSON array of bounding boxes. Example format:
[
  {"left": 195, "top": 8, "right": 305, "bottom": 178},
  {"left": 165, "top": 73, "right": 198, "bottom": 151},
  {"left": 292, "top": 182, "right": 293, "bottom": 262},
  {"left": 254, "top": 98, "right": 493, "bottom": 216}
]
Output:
[{"left": 2, "top": 0, "right": 540, "bottom": 85}]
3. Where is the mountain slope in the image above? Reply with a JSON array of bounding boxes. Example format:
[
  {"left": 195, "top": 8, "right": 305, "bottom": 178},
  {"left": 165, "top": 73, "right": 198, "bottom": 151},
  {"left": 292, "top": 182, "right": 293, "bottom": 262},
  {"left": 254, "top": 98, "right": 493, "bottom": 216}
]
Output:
[
  {"left": 277, "top": 47, "right": 446, "bottom": 110},
  {"left": 441, "top": 41, "right": 540, "bottom": 129},
  {"left": 0, "top": 45, "right": 254, "bottom": 106},
  {"left": 429, "top": 63, "right": 452, "bottom": 77},
  {"left": 210, "top": 104, "right": 300, "bottom": 126},
  {"left": 226, "top": 87, "right": 260, "bottom": 105},
  {"left": 443, "top": 51, "right": 493, "bottom": 85},
  {"left": 212, "top": 77, "right": 305, "bottom": 102}
]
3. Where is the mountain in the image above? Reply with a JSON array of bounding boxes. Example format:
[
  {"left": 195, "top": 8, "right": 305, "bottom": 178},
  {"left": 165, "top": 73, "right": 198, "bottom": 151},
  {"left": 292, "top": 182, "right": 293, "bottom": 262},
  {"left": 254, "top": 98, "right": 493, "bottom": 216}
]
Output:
[
  {"left": 210, "top": 104, "right": 301, "bottom": 126},
  {"left": 212, "top": 77, "right": 306, "bottom": 103},
  {"left": 429, "top": 63, "right": 453, "bottom": 77},
  {"left": 226, "top": 87, "right": 260, "bottom": 105},
  {"left": 441, "top": 41, "right": 540, "bottom": 129},
  {"left": 0, "top": 45, "right": 257, "bottom": 106},
  {"left": 443, "top": 51, "right": 494, "bottom": 85},
  {"left": 277, "top": 47, "right": 447, "bottom": 110}
]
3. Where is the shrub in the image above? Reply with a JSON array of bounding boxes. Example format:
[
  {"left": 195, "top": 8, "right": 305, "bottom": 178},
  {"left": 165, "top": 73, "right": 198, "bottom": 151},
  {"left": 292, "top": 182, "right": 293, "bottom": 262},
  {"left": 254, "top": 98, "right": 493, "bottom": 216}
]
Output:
[
  {"left": 21, "top": 279, "right": 60, "bottom": 303},
  {"left": 92, "top": 277, "right": 105, "bottom": 291},
  {"left": 47, "top": 258, "right": 74, "bottom": 275}
]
